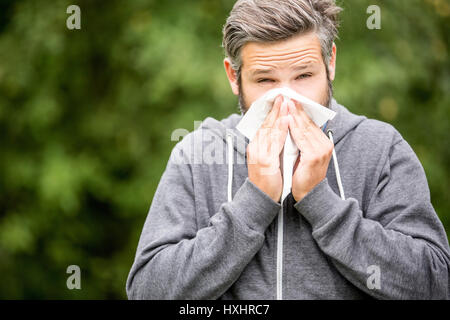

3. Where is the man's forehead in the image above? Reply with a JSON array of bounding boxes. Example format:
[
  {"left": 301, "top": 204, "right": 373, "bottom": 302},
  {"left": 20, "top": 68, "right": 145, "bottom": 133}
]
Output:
[{"left": 240, "top": 32, "right": 323, "bottom": 69}]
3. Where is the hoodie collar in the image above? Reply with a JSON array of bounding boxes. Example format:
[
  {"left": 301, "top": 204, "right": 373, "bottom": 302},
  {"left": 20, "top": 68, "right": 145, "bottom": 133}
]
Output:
[{"left": 325, "top": 98, "right": 367, "bottom": 145}]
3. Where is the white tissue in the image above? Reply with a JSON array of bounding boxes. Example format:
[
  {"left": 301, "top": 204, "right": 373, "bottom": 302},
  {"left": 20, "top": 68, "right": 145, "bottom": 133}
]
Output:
[{"left": 236, "top": 87, "right": 336, "bottom": 201}]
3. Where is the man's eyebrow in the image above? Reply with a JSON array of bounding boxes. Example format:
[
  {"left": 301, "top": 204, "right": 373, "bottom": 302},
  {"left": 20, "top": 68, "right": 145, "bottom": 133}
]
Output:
[
  {"left": 250, "top": 68, "right": 274, "bottom": 77},
  {"left": 292, "top": 63, "right": 314, "bottom": 72},
  {"left": 250, "top": 63, "right": 315, "bottom": 77}
]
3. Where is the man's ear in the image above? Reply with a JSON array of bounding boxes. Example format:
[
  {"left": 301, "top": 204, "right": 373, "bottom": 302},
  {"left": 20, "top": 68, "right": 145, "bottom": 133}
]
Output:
[
  {"left": 224, "top": 58, "right": 240, "bottom": 95},
  {"left": 328, "top": 43, "right": 337, "bottom": 81}
]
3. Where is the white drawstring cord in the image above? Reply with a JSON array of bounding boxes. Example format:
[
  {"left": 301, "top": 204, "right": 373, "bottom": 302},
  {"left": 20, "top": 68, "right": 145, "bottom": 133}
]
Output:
[
  {"left": 226, "top": 132, "right": 234, "bottom": 202},
  {"left": 327, "top": 129, "right": 345, "bottom": 200}
]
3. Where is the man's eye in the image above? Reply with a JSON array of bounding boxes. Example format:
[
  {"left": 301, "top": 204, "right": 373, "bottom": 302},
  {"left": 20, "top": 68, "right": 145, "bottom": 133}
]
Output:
[
  {"left": 296, "top": 73, "right": 312, "bottom": 80},
  {"left": 257, "top": 78, "right": 274, "bottom": 83}
]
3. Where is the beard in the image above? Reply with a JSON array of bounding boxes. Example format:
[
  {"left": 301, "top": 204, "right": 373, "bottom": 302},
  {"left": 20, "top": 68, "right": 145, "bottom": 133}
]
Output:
[{"left": 238, "top": 67, "right": 334, "bottom": 115}]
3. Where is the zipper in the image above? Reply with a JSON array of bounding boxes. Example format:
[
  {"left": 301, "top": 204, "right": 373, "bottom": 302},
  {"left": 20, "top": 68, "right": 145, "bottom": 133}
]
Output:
[
  {"left": 274, "top": 123, "right": 330, "bottom": 299},
  {"left": 276, "top": 204, "right": 283, "bottom": 300}
]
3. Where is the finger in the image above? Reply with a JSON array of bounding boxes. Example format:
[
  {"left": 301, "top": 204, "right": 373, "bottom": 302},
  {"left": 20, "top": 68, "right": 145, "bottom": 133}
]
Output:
[
  {"left": 279, "top": 97, "right": 288, "bottom": 117},
  {"left": 271, "top": 114, "right": 289, "bottom": 155},
  {"left": 291, "top": 100, "right": 324, "bottom": 139},
  {"left": 258, "top": 97, "right": 285, "bottom": 156},
  {"left": 261, "top": 95, "right": 283, "bottom": 129},
  {"left": 276, "top": 100, "right": 289, "bottom": 151},
  {"left": 287, "top": 114, "right": 315, "bottom": 153},
  {"left": 268, "top": 99, "right": 289, "bottom": 154},
  {"left": 253, "top": 97, "right": 286, "bottom": 162},
  {"left": 252, "top": 123, "right": 270, "bottom": 157},
  {"left": 292, "top": 100, "right": 333, "bottom": 147},
  {"left": 287, "top": 100, "right": 321, "bottom": 150},
  {"left": 293, "top": 151, "right": 301, "bottom": 172},
  {"left": 273, "top": 98, "right": 289, "bottom": 149}
]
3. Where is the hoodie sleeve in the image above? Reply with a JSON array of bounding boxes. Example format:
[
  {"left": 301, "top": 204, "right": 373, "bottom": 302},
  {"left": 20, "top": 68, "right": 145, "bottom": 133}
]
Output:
[
  {"left": 126, "top": 143, "right": 281, "bottom": 299},
  {"left": 294, "top": 137, "right": 450, "bottom": 299}
]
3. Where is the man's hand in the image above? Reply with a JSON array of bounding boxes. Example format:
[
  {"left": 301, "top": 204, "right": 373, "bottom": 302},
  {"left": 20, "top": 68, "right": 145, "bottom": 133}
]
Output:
[
  {"left": 247, "top": 96, "right": 289, "bottom": 203},
  {"left": 287, "top": 100, "right": 334, "bottom": 202}
]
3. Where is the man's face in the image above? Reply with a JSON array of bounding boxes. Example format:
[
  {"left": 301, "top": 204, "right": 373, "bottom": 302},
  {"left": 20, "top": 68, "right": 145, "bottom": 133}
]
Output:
[{"left": 225, "top": 32, "right": 336, "bottom": 113}]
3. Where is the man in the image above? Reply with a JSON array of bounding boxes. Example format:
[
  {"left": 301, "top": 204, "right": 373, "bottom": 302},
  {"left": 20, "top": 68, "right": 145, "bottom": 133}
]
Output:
[{"left": 126, "top": 0, "right": 450, "bottom": 299}]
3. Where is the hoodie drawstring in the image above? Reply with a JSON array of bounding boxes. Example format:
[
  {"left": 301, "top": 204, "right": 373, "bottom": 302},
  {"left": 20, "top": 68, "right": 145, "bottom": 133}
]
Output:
[
  {"left": 327, "top": 129, "right": 346, "bottom": 200},
  {"left": 226, "top": 132, "right": 234, "bottom": 202},
  {"left": 225, "top": 130, "right": 346, "bottom": 202}
]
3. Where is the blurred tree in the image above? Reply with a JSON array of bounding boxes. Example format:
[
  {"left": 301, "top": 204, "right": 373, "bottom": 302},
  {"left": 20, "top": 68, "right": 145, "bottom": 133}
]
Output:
[{"left": 0, "top": 0, "right": 448, "bottom": 298}]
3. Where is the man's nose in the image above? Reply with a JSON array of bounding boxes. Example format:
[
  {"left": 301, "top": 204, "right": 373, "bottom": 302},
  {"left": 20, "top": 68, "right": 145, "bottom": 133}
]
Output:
[{"left": 275, "top": 82, "right": 293, "bottom": 90}]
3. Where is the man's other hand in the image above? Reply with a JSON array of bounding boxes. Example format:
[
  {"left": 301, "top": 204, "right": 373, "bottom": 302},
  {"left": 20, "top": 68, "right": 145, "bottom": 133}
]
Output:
[{"left": 288, "top": 100, "right": 334, "bottom": 202}]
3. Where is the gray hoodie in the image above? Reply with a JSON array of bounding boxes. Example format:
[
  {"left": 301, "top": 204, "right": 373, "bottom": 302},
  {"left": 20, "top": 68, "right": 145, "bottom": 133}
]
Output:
[{"left": 126, "top": 98, "right": 450, "bottom": 299}]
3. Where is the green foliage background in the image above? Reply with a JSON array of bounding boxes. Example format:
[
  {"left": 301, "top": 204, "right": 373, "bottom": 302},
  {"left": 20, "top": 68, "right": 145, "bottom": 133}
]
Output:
[{"left": 0, "top": 0, "right": 448, "bottom": 299}]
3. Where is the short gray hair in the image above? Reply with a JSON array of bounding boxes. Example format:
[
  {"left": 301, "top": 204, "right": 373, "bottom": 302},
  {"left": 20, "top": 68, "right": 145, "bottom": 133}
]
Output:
[{"left": 222, "top": 0, "right": 342, "bottom": 77}]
